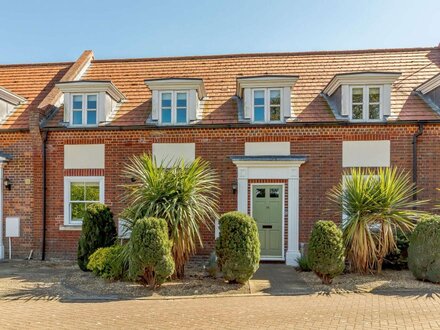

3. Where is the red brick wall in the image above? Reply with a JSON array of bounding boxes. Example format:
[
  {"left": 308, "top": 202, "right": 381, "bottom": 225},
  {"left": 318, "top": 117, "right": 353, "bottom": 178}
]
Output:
[
  {"left": 41, "top": 123, "right": 439, "bottom": 259},
  {"left": 0, "top": 131, "right": 35, "bottom": 257}
]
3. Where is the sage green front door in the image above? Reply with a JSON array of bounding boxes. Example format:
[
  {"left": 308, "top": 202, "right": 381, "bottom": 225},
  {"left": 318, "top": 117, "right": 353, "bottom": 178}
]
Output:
[{"left": 252, "top": 185, "right": 283, "bottom": 258}]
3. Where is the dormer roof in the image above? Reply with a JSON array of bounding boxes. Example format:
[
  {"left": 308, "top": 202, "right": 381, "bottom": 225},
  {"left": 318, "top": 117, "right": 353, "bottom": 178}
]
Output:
[{"left": 323, "top": 72, "right": 401, "bottom": 96}]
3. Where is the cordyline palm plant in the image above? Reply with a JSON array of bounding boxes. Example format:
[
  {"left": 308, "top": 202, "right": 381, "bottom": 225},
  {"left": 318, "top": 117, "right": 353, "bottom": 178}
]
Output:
[
  {"left": 327, "top": 167, "right": 426, "bottom": 274},
  {"left": 121, "top": 154, "right": 220, "bottom": 279}
]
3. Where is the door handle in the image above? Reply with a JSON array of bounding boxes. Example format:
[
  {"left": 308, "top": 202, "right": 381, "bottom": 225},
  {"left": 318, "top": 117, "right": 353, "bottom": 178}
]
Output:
[{"left": 262, "top": 225, "right": 272, "bottom": 229}]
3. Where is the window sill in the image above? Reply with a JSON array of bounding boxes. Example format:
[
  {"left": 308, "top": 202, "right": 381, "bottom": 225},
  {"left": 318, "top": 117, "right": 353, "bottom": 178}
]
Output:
[{"left": 59, "top": 225, "right": 82, "bottom": 231}]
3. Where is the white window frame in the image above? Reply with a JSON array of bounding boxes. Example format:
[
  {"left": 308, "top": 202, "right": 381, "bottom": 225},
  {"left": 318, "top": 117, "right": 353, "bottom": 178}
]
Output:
[
  {"left": 159, "top": 90, "right": 189, "bottom": 125},
  {"left": 251, "top": 88, "right": 284, "bottom": 124},
  {"left": 349, "top": 85, "right": 383, "bottom": 122},
  {"left": 64, "top": 176, "right": 105, "bottom": 226},
  {"left": 70, "top": 93, "right": 99, "bottom": 127}
]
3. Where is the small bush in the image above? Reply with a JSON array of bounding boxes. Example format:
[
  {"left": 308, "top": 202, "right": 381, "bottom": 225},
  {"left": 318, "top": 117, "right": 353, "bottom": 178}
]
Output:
[
  {"left": 87, "top": 245, "right": 126, "bottom": 279},
  {"left": 308, "top": 220, "right": 345, "bottom": 284},
  {"left": 216, "top": 211, "right": 260, "bottom": 284},
  {"left": 77, "top": 204, "right": 117, "bottom": 271},
  {"left": 127, "top": 217, "right": 175, "bottom": 288},
  {"left": 296, "top": 254, "right": 312, "bottom": 272},
  {"left": 408, "top": 215, "right": 440, "bottom": 283}
]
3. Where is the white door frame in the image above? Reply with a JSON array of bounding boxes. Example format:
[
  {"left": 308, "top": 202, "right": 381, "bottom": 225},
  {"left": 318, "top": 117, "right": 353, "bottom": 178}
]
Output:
[
  {"left": 231, "top": 158, "right": 306, "bottom": 266},
  {"left": 250, "top": 182, "right": 285, "bottom": 261}
]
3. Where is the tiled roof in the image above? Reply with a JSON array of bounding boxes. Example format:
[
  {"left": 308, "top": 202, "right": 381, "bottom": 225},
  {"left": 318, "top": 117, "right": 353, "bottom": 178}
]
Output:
[
  {"left": 9, "top": 46, "right": 440, "bottom": 128},
  {"left": 0, "top": 62, "right": 72, "bottom": 129}
]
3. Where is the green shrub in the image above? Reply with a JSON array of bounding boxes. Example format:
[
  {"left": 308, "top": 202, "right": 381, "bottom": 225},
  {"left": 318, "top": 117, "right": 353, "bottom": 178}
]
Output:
[
  {"left": 77, "top": 203, "right": 117, "bottom": 271},
  {"left": 308, "top": 221, "right": 345, "bottom": 284},
  {"left": 296, "top": 254, "right": 312, "bottom": 272},
  {"left": 87, "top": 245, "right": 126, "bottom": 279},
  {"left": 216, "top": 211, "right": 260, "bottom": 284},
  {"left": 384, "top": 230, "right": 410, "bottom": 270},
  {"left": 127, "top": 217, "right": 175, "bottom": 288},
  {"left": 408, "top": 215, "right": 440, "bottom": 283}
]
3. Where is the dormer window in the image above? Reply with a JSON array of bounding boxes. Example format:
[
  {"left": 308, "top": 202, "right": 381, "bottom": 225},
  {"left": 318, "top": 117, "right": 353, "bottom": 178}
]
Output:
[
  {"left": 145, "top": 78, "right": 206, "bottom": 125},
  {"left": 56, "top": 81, "right": 125, "bottom": 127},
  {"left": 160, "top": 91, "right": 188, "bottom": 125},
  {"left": 322, "top": 72, "right": 400, "bottom": 122},
  {"left": 0, "top": 87, "right": 26, "bottom": 123},
  {"left": 350, "top": 86, "right": 381, "bottom": 121},
  {"left": 252, "top": 88, "right": 282, "bottom": 123},
  {"left": 72, "top": 94, "right": 98, "bottom": 126},
  {"left": 236, "top": 75, "right": 298, "bottom": 124}
]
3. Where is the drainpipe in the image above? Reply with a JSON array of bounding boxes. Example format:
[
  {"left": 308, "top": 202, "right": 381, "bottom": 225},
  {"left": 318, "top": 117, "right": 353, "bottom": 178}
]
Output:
[
  {"left": 412, "top": 123, "right": 424, "bottom": 204},
  {"left": 41, "top": 132, "right": 48, "bottom": 261}
]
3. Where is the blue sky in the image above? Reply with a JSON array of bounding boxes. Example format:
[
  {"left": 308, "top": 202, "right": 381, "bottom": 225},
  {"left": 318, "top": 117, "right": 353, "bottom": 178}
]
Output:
[{"left": 1, "top": 0, "right": 439, "bottom": 64}]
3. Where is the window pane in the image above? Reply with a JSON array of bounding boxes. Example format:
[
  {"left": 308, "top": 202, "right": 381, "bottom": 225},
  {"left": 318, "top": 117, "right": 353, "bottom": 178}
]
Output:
[
  {"left": 176, "top": 108, "right": 187, "bottom": 123},
  {"left": 73, "top": 111, "right": 82, "bottom": 125},
  {"left": 352, "top": 104, "right": 363, "bottom": 120},
  {"left": 254, "top": 90, "right": 265, "bottom": 106},
  {"left": 369, "top": 88, "right": 380, "bottom": 103},
  {"left": 270, "top": 188, "right": 280, "bottom": 198},
  {"left": 161, "top": 108, "right": 172, "bottom": 123},
  {"left": 87, "top": 95, "right": 97, "bottom": 109},
  {"left": 256, "top": 188, "right": 265, "bottom": 198},
  {"left": 369, "top": 104, "right": 380, "bottom": 120},
  {"left": 71, "top": 202, "right": 86, "bottom": 221},
  {"left": 71, "top": 183, "right": 85, "bottom": 201},
  {"left": 176, "top": 93, "right": 187, "bottom": 107},
  {"left": 73, "top": 95, "right": 83, "bottom": 110},
  {"left": 270, "top": 90, "right": 281, "bottom": 105},
  {"left": 254, "top": 106, "right": 265, "bottom": 122},
  {"left": 270, "top": 106, "right": 280, "bottom": 121},
  {"left": 85, "top": 183, "right": 100, "bottom": 201},
  {"left": 352, "top": 88, "right": 363, "bottom": 103},
  {"left": 161, "top": 93, "right": 172, "bottom": 107},
  {"left": 87, "top": 110, "right": 97, "bottom": 125}
]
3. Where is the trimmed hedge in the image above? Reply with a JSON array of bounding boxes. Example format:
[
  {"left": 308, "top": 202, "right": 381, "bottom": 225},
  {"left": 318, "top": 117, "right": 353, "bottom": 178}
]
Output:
[
  {"left": 87, "top": 245, "right": 126, "bottom": 279},
  {"left": 77, "top": 204, "right": 117, "bottom": 271},
  {"left": 308, "top": 220, "right": 345, "bottom": 284},
  {"left": 408, "top": 215, "right": 440, "bottom": 283},
  {"left": 127, "top": 217, "right": 175, "bottom": 287},
  {"left": 216, "top": 211, "right": 260, "bottom": 283}
]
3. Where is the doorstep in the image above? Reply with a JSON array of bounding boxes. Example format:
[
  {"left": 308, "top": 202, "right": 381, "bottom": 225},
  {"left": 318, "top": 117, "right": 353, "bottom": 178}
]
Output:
[{"left": 250, "top": 263, "right": 312, "bottom": 295}]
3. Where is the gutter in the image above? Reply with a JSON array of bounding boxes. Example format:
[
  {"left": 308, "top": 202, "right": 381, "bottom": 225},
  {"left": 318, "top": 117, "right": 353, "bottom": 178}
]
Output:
[
  {"left": 41, "top": 131, "right": 48, "bottom": 260},
  {"left": 412, "top": 123, "right": 424, "bottom": 203},
  {"left": 40, "top": 119, "right": 440, "bottom": 132}
]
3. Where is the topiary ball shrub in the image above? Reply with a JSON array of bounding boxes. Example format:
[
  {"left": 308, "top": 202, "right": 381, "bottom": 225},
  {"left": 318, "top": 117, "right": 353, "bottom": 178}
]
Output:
[
  {"left": 215, "top": 211, "right": 260, "bottom": 284},
  {"left": 408, "top": 215, "right": 440, "bottom": 283},
  {"left": 308, "top": 220, "right": 345, "bottom": 284},
  {"left": 127, "top": 217, "right": 175, "bottom": 288},
  {"left": 87, "top": 245, "right": 126, "bottom": 279},
  {"left": 77, "top": 203, "right": 117, "bottom": 271}
]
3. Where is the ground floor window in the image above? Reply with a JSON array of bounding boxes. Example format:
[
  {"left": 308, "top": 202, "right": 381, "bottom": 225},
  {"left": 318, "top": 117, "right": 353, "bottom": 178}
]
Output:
[{"left": 64, "top": 176, "right": 104, "bottom": 225}]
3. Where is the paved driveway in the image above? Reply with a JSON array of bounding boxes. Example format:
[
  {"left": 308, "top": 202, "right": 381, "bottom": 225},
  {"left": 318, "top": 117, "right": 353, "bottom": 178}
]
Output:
[{"left": 1, "top": 293, "right": 440, "bottom": 329}]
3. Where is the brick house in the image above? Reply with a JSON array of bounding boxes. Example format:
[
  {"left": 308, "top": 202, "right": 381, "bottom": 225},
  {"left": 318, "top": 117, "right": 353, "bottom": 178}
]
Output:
[{"left": 1, "top": 46, "right": 440, "bottom": 264}]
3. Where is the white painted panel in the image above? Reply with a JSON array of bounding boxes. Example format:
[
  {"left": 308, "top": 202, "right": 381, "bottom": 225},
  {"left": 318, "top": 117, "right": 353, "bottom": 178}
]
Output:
[
  {"left": 64, "top": 144, "right": 105, "bottom": 169},
  {"left": 342, "top": 140, "right": 390, "bottom": 168},
  {"left": 245, "top": 142, "right": 290, "bottom": 156},
  {"left": 152, "top": 143, "right": 195, "bottom": 167},
  {"left": 118, "top": 219, "right": 132, "bottom": 239},
  {"left": 5, "top": 217, "right": 20, "bottom": 237}
]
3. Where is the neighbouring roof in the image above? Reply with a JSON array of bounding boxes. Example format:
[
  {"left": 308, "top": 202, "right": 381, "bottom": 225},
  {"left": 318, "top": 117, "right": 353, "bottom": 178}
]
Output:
[
  {"left": 0, "top": 61, "right": 73, "bottom": 129},
  {"left": 2, "top": 46, "right": 440, "bottom": 129}
]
